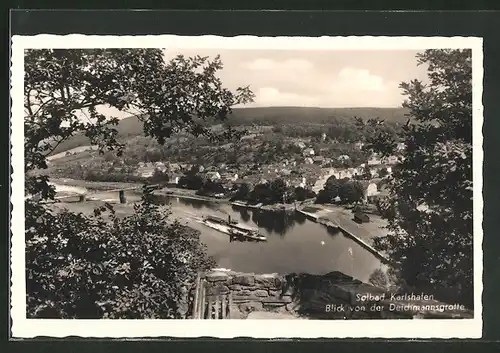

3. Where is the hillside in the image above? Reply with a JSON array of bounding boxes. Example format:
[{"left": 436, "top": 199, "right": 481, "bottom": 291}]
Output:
[{"left": 50, "top": 106, "right": 408, "bottom": 155}]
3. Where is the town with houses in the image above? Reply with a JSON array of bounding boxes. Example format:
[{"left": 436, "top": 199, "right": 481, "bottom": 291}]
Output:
[{"left": 129, "top": 135, "right": 406, "bottom": 205}]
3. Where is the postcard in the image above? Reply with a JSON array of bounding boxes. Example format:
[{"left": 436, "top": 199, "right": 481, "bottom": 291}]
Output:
[{"left": 10, "top": 34, "right": 483, "bottom": 338}]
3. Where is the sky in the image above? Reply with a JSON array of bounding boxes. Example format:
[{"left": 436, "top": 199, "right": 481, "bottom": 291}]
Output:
[
  {"left": 101, "top": 49, "right": 429, "bottom": 119},
  {"left": 165, "top": 49, "right": 428, "bottom": 108}
]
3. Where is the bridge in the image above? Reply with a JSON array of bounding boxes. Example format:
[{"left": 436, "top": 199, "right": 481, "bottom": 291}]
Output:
[{"left": 53, "top": 184, "right": 161, "bottom": 203}]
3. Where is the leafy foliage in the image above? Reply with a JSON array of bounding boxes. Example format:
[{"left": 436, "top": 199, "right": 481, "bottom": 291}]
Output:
[
  {"left": 315, "top": 178, "right": 364, "bottom": 205},
  {"left": 24, "top": 49, "right": 251, "bottom": 318},
  {"left": 26, "top": 190, "right": 215, "bottom": 319},
  {"left": 362, "top": 49, "right": 474, "bottom": 307}
]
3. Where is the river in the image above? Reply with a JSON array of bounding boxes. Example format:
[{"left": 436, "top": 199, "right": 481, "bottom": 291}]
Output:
[{"left": 52, "top": 184, "right": 386, "bottom": 282}]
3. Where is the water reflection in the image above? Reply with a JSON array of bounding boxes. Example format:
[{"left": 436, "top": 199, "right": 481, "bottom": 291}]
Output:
[
  {"left": 179, "top": 197, "right": 204, "bottom": 209},
  {"left": 150, "top": 194, "right": 384, "bottom": 281},
  {"left": 250, "top": 209, "right": 296, "bottom": 236},
  {"left": 295, "top": 211, "right": 307, "bottom": 225},
  {"left": 325, "top": 225, "right": 341, "bottom": 237},
  {"left": 238, "top": 208, "right": 251, "bottom": 223}
]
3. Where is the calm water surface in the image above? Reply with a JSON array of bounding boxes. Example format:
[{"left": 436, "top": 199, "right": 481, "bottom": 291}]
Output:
[
  {"left": 59, "top": 186, "right": 385, "bottom": 282},
  {"left": 164, "top": 196, "right": 384, "bottom": 282}
]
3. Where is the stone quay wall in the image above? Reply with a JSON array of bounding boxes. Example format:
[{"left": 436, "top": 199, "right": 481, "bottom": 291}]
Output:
[{"left": 197, "top": 270, "right": 474, "bottom": 320}]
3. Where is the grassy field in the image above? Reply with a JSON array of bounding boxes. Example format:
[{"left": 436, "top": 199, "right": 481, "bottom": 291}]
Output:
[{"left": 51, "top": 178, "right": 142, "bottom": 191}]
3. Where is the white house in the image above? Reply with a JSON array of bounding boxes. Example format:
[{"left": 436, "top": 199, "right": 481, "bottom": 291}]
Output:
[
  {"left": 295, "top": 141, "right": 306, "bottom": 149},
  {"left": 155, "top": 162, "right": 167, "bottom": 172},
  {"left": 313, "top": 156, "right": 325, "bottom": 165},
  {"left": 221, "top": 172, "right": 239, "bottom": 182},
  {"left": 137, "top": 168, "right": 154, "bottom": 178},
  {"left": 329, "top": 168, "right": 353, "bottom": 180},
  {"left": 355, "top": 142, "right": 365, "bottom": 150},
  {"left": 305, "top": 157, "right": 314, "bottom": 164},
  {"left": 384, "top": 155, "right": 399, "bottom": 165},
  {"left": 303, "top": 148, "right": 315, "bottom": 156},
  {"left": 364, "top": 182, "right": 379, "bottom": 202},
  {"left": 205, "top": 171, "right": 221, "bottom": 181},
  {"left": 170, "top": 174, "right": 182, "bottom": 185},
  {"left": 349, "top": 167, "right": 362, "bottom": 177},
  {"left": 396, "top": 142, "right": 406, "bottom": 152},
  {"left": 170, "top": 163, "right": 181, "bottom": 171},
  {"left": 367, "top": 155, "right": 382, "bottom": 166},
  {"left": 338, "top": 154, "right": 350, "bottom": 161}
]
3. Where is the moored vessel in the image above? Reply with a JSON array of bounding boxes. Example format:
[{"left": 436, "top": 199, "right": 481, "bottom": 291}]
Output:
[{"left": 202, "top": 214, "right": 267, "bottom": 242}]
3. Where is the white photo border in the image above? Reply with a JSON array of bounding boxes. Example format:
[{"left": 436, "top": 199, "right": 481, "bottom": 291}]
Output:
[{"left": 10, "top": 35, "right": 484, "bottom": 339}]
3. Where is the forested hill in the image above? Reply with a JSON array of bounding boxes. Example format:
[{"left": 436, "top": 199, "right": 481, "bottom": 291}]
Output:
[
  {"left": 227, "top": 106, "right": 408, "bottom": 126},
  {"left": 50, "top": 106, "right": 408, "bottom": 155}
]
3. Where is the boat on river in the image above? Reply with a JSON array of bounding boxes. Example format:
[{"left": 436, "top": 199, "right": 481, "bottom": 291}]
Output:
[{"left": 202, "top": 215, "right": 267, "bottom": 242}]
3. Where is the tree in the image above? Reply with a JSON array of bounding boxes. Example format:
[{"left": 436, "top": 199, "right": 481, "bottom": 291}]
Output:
[
  {"left": 24, "top": 49, "right": 253, "bottom": 318},
  {"left": 378, "top": 167, "right": 389, "bottom": 178},
  {"left": 150, "top": 168, "right": 170, "bottom": 184},
  {"left": 339, "top": 181, "right": 364, "bottom": 204},
  {"left": 364, "top": 49, "right": 473, "bottom": 307},
  {"left": 269, "top": 178, "right": 288, "bottom": 203},
  {"left": 26, "top": 190, "right": 215, "bottom": 319},
  {"left": 178, "top": 174, "right": 204, "bottom": 190},
  {"left": 231, "top": 183, "right": 251, "bottom": 201},
  {"left": 294, "top": 186, "right": 307, "bottom": 202},
  {"left": 315, "top": 189, "right": 333, "bottom": 204},
  {"left": 249, "top": 183, "right": 273, "bottom": 204}
]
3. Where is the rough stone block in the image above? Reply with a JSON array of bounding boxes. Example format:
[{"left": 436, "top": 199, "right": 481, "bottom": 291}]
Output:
[
  {"left": 232, "top": 295, "right": 261, "bottom": 302},
  {"left": 205, "top": 271, "right": 229, "bottom": 282},
  {"left": 275, "top": 276, "right": 285, "bottom": 288},
  {"left": 253, "top": 289, "right": 269, "bottom": 297},
  {"left": 281, "top": 286, "right": 295, "bottom": 296},
  {"left": 206, "top": 283, "right": 230, "bottom": 296},
  {"left": 233, "top": 274, "right": 255, "bottom": 286},
  {"left": 286, "top": 302, "right": 300, "bottom": 312},
  {"left": 239, "top": 301, "right": 263, "bottom": 312},
  {"left": 239, "top": 290, "right": 252, "bottom": 296},
  {"left": 261, "top": 295, "right": 292, "bottom": 304},
  {"left": 255, "top": 274, "right": 278, "bottom": 288},
  {"left": 263, "top": 302, "right": 286, "bottom": 310}
]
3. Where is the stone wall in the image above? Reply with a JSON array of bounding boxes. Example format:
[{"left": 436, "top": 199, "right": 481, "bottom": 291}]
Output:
[
  {"left": 196, "top": 270, "right": 473, "bottom": 320},
  {"left": 201, "top": 270, "right": 294, "bottom": 319}
]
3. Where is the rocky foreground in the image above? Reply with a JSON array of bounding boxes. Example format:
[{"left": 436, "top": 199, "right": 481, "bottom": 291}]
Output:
[{"left": 192, "top": 270, "right": 473, "bottom": 320}]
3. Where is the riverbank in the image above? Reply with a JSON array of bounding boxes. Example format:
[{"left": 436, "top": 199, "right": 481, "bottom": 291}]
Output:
[
  {"left": 231, "top": 200, "right": 297, "bottom": 213},
  {"left": 50, "top": 178, "right": 303, "bottom": 213},
  {"left": 51, "top": 178, "right": 143, "bottom": 191},
  {"left": 296, "top": 204, "right": 391, "bottom": 264}
]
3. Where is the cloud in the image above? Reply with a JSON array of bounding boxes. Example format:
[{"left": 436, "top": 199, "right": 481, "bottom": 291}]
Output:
[
  {"left": 244, "top": 58, "right": 314, "bottom": 72},
  {"left": 253, "top": 87, "right": 318, "bottom": 107},
  {"left": 333, "top": 67, "right": 389, "bottom": 92}
]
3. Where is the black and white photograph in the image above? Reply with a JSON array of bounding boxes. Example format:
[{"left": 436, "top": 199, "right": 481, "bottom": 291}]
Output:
[{"left": 10, "top": 35, "right": 483, "bottom": 338}]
